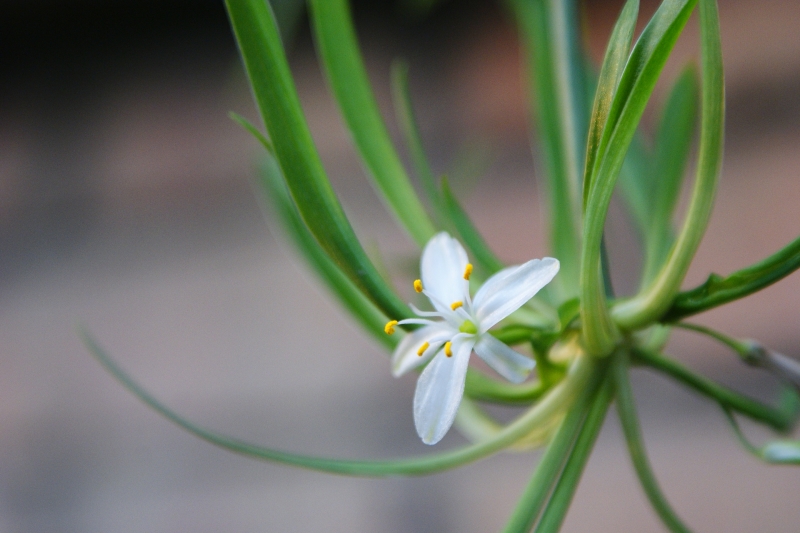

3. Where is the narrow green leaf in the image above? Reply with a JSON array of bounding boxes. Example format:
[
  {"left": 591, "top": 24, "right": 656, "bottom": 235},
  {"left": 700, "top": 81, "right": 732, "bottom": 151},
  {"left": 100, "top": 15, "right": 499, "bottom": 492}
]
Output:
[
  {"left": 440, "top": 177, "right": 505, "bottom": 274},
  {"left": 83, "top": 329, "right": 597, "bottom": 477},
  {"left": 225, "top": 0, "right": 411, "bottom": 322},
  {"left": 644, "top": 67, "right": 699, "bottom": 275},
  {"left": 583, "top": 0, "right": 639, "bottom": 208},
  {"left": 308, "top": 0, "right": 436, "bottom": 247},
  {"left": 533, "top": 374, "right": 613, "bottom": 533},
  {"left": 257, "top": 155, "right": 394, "bottom": 350},
  {"left": 616, "top": 132, "right": 653, "bottom": 239},
  {"left": 663, "top": 234, "right": 800, "bottom": 321},
  {"left": 632, "top": 347, "right": 795, "bottom": 432},
  {"left": 390, "top": 60, "right": 443, "bottom": 217},
  {"left": 507, "top": 0, "right": 588, "bottom": 300},
  {"left": 613, "top": 0, "right": 723, "bottom": 329},
  {"left": 614, "top": 351, "right": 692, "bottom": 533},
  {"left": 582, "top": 0, "right": 698, "bottom": 354},
  {"left": 229, "top": 111, "right": 275, "bottom": 154}
]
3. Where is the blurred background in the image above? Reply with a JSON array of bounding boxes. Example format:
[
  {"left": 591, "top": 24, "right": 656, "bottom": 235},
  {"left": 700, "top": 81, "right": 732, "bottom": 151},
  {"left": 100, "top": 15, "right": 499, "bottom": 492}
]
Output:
[{"left": 0, "top": 0, "right": 799, "bottom": 531}]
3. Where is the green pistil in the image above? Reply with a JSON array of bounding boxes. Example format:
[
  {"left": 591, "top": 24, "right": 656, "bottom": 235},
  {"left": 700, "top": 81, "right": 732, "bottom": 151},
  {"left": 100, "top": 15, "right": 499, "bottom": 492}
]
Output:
[{"left": 459, "top": 320, "right": 478, "bottom": 334}]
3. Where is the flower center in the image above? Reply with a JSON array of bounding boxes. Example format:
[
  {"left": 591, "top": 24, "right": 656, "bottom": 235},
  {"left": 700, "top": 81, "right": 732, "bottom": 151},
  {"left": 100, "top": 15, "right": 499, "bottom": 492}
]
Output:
[{"left": 459, "top": 320, "right": 477, "bottom": 334}]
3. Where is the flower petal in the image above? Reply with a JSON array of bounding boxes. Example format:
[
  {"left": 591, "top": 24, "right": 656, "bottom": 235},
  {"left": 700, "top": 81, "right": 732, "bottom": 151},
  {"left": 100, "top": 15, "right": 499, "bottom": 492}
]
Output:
[
  {"left": 391, "top": 323, "right": 454, "bottom": 377},
  {"left": 421, "top": 232, "right": 469, "bottom": 314},
  {"left": 473, "top": 334, "right": 534, "bottom": 383},
  {"left": 413, "top": 336, "right": 475, "bottom": 445},
  {"left": 473, "top": 258, "right": 559, "bottom": 330}
]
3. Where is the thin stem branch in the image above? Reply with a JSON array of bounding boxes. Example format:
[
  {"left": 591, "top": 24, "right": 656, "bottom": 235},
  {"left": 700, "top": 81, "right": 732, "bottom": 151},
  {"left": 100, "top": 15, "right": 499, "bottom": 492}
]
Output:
[
  {"left": 633, "top": 347, "right": 794, "bottom": 432},
  {"left": 614, "top": 351, "right": 692, "bottom": 533}
]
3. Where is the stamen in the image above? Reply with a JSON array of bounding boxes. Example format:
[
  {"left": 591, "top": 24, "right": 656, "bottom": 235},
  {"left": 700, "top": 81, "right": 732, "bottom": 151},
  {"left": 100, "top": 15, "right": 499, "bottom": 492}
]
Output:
[
  {"left": 444, "top": 341, "right": 453, "bottom": 357},
  {"left": 417, "top": 342, "right": 430, "bottom": 356},
  {"left": 384, "top": 320, "right": 398, "bottom": 335},
  {"left": 413, "top": 279, "right": 423, "bottom": 293},
  {"left": 450, "top": 301, "right": 463, "bottom": 311},
  {"left": 463, "top": 263, "right": 473, "bottom": 280}
]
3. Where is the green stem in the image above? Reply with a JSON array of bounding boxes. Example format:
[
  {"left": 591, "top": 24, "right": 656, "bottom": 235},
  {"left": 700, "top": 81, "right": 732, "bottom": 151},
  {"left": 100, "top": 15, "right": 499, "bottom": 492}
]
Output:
[
  {"left": 672, "top": 322, "right": 756, "bottom": 363},
  {"left": 632, "top": 347, "right": 793, "bottom": 432},
  {"left": 502, "top": 360, "right": 606, "bottom": 533},
  {"left": 613, "top": 351, "right": 691, "bottom": 533},
  {"left": 465, "top": 370, "right": 549, "bottom": 405},
  {"left": 533, "top": 375, "right": 613, "bottom": 532}
]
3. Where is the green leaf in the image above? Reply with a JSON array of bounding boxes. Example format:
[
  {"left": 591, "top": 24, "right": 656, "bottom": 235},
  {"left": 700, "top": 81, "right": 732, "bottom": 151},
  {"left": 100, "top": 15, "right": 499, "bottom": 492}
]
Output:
[
  {"left": 257, "top": 154, "right": 395, "bottom": 350},
  {"left": 663, "top": 234, "right": 800, "bottom": 321},
  {"left": 390, "top": 60, "right": 444, "bottom": 218},
  {"left": 613, "top": 0, "right": 723, "bottom": 329},
  {"left": 614, "top": 351, "right": 692, "bottom": 533},
  {"left": 229, "top": 111, "right": 275, "bottom": 154},
  {"left": 440, "top": 177, "right": 505, "bottom": 275},
  {"left": 582, "top": 0, "right": 639, "bottom": 208},
  {"left": 225, "top": 0, "right": 411, "bottom": 322},
  {"left": 616, "top": 132, "right": 652, "bottom": 239},
  {"left": 307, "top": 0, "right": 436, "bottom": 247},
  {"left": 581, "top": 0, "right": 698, "bottom": 354},
  {"left": 643, "top": 67, "right": 699, "bottom": 280},
  {"left": 83, "top": 329, "right": 597, "bottom": 477},
  {"left": 507, "top": 0, "right": 588, "bottom": 301}
]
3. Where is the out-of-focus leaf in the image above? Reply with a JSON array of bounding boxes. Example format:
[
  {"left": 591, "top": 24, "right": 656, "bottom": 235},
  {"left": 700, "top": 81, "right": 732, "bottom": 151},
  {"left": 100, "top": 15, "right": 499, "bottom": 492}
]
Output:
[
  {"left": 507, "top": 0, "right": 589, "bottom": 301},
  {"left": 440, "top": 177, "right": 505, "bottom": 275},
  {"left": 308, "top": 0, "right": 436, "bottom": 247}
]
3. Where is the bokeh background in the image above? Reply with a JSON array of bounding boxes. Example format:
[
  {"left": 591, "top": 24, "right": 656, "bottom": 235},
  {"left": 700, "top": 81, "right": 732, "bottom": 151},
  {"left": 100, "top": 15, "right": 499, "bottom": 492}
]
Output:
[{"left": 1, "top": 0, "right": 799, "bottom": 531}]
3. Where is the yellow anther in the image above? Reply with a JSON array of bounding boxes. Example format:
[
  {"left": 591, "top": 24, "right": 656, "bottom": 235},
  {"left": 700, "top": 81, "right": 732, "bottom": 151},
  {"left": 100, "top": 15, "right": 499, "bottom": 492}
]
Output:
[
  {"left": 413, "top": 279, "right": 423, "bottom": 293},
  {"left": 463, "top": 263, "right": 473, "bottom": 280},
  {"left": 417, "top": 342, "right": 430, "bottom": 356},
  {"left": 444, "top": 341, "right": 453, "bottom": 357},
  {"left": 450, "top": 301, "right": 463, "bottom": 311},
  {"left": 384, "top": 320, "right": 398, "bottom": 335}
]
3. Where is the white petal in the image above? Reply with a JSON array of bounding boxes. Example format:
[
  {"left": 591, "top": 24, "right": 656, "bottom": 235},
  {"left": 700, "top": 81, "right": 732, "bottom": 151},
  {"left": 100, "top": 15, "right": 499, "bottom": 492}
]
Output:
[
  {"left": 473, "top": 258, "right": 559, "bottom": 330},
  {"left": 473, "top": 334, "right": 534, "bottom": 383},
  {"left": 421, "top": 232, "right": 470, "bottom": 314},
  {"left": 391, "top": 323, "right": 454, "bottom": 377},
  {"left": 413, "top": 337, "right": 475, "bottom": 445}
]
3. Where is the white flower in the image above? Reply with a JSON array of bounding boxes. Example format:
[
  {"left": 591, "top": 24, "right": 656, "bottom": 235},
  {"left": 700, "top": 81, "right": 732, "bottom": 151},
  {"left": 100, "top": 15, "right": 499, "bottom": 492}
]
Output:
[{"left": 385, "top": 232, "right": 559, "bottom": 445}]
